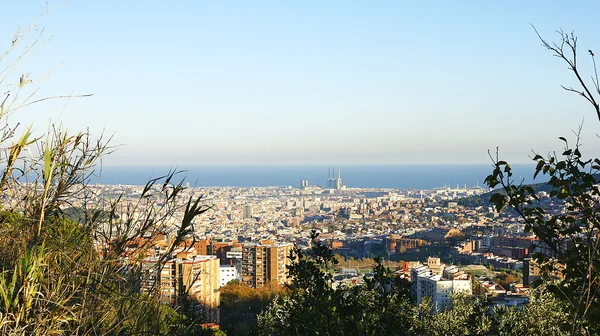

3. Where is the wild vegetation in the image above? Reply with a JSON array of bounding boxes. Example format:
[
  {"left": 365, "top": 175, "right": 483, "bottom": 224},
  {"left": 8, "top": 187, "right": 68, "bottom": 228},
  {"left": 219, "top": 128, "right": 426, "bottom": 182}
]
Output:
[
  {"left": 484, "top": 28, "right": 600, "bottom": 335},
  {"left": 253, "top": 231, "right": 570, "bottom": 336},
  {"left": 220, "top": 281, "right": 284, "bottom": 336},
  {"left": 0, "top": 8, "right": 220, "bottom": 336}
]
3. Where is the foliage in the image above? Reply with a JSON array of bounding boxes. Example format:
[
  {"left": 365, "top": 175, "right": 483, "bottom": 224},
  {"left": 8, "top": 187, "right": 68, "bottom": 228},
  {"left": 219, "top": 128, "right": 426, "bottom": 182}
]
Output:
[
  {"left": 445, "top": 228, "right": 466, "bottom": 245},
  {"left": 0, "top": 7, "right": 218, "bottom": 336},
  {"left": 485, "top": 28, "right": 600, "bottom": 335},
  {"left": 486, "top": 135, "right": 599, "bottom": 335},
  {"left": 255, "top": 231, "right": 415, "bottom": 336},
  {"left": 255, "top": 232, "right": 570, "bottom": 336},
  {"left": 493, "top": 285, "right": 570, "bottom": 336},
  {"left": 493, "top": 271, "right": 521, "bottom": 289},
  {"left": 414, "top": 294, "right": 494, "bottom": 336},
  {"left": 220, "top": 280, "right": 284, "bottom": 336},
  {"left": 333, "top": 255, "right": 404, "bottom": 271},
  {"left": 423, "top": 287, "right": 571, "bottom": 336}
]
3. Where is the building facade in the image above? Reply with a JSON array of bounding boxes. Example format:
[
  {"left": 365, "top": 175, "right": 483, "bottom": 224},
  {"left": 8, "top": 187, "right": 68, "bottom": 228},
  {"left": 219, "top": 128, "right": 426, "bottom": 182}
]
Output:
[
  {"left": 241, "top": 242, "right": 293, "bottom": 288},
  {"left": 140, "top": 254, "right": 220, "bottom": 323},
  {"left": 219, "top": 265, "right": 238, "bottom": 288},
  {"left": 411, "top": 257, "right": 472, "bottom": 311}
]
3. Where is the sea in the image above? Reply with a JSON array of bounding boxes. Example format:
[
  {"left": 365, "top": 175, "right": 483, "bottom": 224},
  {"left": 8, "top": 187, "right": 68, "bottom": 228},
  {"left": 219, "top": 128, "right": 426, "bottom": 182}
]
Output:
[{"left": 92, "top": 164, "right": 542, "bottom": 190}]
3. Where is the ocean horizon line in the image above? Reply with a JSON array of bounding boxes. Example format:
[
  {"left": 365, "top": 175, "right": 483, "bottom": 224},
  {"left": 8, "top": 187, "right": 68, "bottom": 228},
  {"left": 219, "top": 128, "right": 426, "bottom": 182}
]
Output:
[
  {"left": 100, "top": 162, "right": 538, "bottom": 168},
  {"left": 87, "top": 164, "right": 541, "bottom": 190}
]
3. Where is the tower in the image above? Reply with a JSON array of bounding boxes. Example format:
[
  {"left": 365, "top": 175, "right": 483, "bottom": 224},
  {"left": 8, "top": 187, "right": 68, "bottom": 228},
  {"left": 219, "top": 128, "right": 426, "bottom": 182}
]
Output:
[
  {"left": 327, "top": 167, "right": 335, "bottom": 188},
  {"left": 326, "top": 167, "right": 342, "bottom": 189},
  {"left": 243, "top": 205, "right": 253, "bottom": 219}
]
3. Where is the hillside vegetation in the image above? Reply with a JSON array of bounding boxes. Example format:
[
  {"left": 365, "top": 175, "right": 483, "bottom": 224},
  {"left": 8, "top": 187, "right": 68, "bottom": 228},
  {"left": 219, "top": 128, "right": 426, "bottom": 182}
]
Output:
[{"left": 0, "top": 11, "right": 220, "bottom": 336}]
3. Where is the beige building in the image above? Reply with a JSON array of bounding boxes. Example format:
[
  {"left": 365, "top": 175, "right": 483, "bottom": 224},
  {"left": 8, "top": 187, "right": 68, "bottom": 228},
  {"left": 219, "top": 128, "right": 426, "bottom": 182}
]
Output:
[
  {"left": 140, "top": 253, "right": 220, "bottom": 323},
  {"left": 241, "top": 242, "right": 293, "bottom": 288}
]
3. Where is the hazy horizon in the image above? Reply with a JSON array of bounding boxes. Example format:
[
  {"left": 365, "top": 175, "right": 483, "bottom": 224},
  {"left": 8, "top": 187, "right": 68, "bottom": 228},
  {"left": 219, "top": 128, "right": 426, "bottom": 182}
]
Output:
[{"left": 90, "top": 163, "right": 541, "bottom": 189}]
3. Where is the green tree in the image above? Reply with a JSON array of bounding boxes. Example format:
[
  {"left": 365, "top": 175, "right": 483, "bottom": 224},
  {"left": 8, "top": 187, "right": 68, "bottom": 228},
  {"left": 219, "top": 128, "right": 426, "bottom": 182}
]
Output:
[
  {"left": 414, "top": 295, "right": 493, "bottom": 336},
  {"left": 220, "top": 280, "right": 284, "bottom": 336},
  {"left": 485, "top": 28, "right": 600, "bottom": 335},
  {"left": 493, "top": 271, "right": 521, "bottom": 289},
  {"left": 256, "top": 231, "right": 415, "bottom": 335},
  {"left": 256, "top": 231, "right": 571, "bottom": 336},
  {"left": 493, "top": 285, "right": 570, "bottom": 336},
  {"left": 255, "top": 231, "right": 341, "bottom": 335}
]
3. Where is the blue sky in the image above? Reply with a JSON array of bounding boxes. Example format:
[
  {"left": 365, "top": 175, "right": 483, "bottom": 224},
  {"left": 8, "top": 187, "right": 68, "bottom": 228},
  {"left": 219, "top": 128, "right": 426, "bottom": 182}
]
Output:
[{"left": 1, "top": 1, "right": 600, "bottom": 165}]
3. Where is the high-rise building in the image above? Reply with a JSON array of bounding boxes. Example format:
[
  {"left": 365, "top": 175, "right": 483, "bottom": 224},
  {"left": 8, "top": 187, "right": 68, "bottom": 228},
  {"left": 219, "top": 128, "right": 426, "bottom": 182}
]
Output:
[
  {"left": 241, "top": 242, "right": 293, "bottom": 288},
  {"left": 243, "top": 205, "right": 253, "bottom": 219},
  {"left": 523, "top": 258, "right": 541, "bottom": 287},
  {"left": 140, "top": 254, "right": 220, "bottom": 323}
]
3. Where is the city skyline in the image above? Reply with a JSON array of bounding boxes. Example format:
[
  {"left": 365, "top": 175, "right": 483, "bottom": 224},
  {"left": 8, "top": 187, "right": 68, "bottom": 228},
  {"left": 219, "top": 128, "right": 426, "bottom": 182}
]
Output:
[{"left": 2, "top": 1, "right": 600, "bottom": 165}]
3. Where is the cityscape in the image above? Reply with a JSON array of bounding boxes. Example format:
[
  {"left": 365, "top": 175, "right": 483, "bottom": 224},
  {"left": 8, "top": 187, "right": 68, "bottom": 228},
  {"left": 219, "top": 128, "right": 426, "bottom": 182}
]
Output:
[
  {"left": 69, "top": 167, "right": 547, "bottom": 327},
  {"left": 1, "top": 1, "right": 599, "bottom": 335}
]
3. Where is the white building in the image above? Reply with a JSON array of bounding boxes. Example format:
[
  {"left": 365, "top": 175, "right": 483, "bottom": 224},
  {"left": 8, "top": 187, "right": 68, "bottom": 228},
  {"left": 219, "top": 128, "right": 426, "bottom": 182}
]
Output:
[
  {"left": 219, "top": 265, "right": 238, "bottom": 288},
  {"left": 412, "top": 257, "right": 472, "bottom": 311}
]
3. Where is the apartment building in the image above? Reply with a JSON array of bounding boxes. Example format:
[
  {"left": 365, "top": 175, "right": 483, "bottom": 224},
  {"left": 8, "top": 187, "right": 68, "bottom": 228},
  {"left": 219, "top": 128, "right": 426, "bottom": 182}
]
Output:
[
  {"left": 140, "top": 253, "right": 220, "bottom": 323},
  {"left": 411, "top": 257, "right": 472, "bottom": 311},
  {"left": 241, "top": 242, "right": 293, "bottom": 288},
  {"left": 219, "top": 265, "right": 238, "bottom": 288}
]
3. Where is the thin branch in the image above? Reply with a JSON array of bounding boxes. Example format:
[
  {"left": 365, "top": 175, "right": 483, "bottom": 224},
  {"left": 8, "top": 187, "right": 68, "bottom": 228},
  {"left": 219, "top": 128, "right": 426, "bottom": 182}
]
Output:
[
  {"left": 532, "top": 25, "right": 600, "bottom": 121},
  {"left": 590, "top": 50, "right": 600, "bottom": 95}
]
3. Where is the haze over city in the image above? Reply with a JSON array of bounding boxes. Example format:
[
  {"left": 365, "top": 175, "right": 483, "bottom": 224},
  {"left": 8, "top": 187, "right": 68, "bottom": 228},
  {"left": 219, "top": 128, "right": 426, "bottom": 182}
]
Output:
[{"left": 2, "top": 1, "right": 600, "bottom": 165}]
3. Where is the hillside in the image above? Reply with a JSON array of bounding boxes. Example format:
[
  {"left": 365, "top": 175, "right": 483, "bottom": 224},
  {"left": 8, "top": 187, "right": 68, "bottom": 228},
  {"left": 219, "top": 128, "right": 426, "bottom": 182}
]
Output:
[{"left": 448, "top": 180, "right": 554, "bottom": 208}]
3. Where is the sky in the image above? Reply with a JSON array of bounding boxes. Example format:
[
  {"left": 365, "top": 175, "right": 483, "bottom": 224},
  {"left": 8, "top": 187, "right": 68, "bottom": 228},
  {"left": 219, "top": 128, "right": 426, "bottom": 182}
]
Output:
[{"left": 1, "top": 1, "right": 600, "bottom": 166}]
